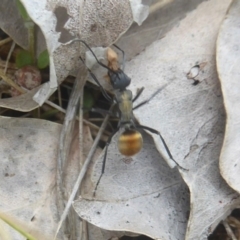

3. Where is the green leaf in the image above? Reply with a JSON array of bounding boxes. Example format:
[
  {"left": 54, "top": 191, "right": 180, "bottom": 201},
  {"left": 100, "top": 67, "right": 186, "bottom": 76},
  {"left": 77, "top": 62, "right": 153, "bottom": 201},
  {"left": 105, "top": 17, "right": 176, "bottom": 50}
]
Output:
[
  {"left": 83, "top": 89, "right": 95, "bottom": 111},
  {"left": 37, "top": 50, "right": 49, "bottom": 69},
  {"left": 40, "top": 109, "right": 59, "bottom": 120},
  {"left": 16, "top": 0, "right": 31, "bottom": 21},
  {"left": 16, "top": 50, "right": 34, "bottom": 68}
]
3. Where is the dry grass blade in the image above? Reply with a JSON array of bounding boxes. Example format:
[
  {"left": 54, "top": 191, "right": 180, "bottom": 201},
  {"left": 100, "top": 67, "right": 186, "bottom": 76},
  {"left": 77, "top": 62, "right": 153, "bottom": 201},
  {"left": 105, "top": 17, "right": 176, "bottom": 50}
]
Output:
[
  {"left": 4, "top": 41, "right": 15, "bottom": 74},
  {"left": 0, "top": 68, "right": 25, "bottom": 94},
  {"left": 0, "top": 37, "right": 12, "bottom": 46},
  {"left": 78, "top": 87, "right": 88, "bottom": 240},
  {"left": 45, "top": 100, "right": 109, "bottom": 135},
  {"left": 56, "top": 65, "right": 88, "bottom": 236},
  {"left": 54, "top": 101, "right": 113, "bottom": 239},
  {"left": 222, "top": 219, "right": 237, "bottom": 240}
]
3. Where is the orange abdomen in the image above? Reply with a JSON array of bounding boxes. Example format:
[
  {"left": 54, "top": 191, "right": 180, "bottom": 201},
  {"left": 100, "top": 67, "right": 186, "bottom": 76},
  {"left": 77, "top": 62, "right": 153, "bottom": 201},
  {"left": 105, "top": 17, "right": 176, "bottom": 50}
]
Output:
[{"left": 118, "top": 130, "right": 143, "bottom": 156}]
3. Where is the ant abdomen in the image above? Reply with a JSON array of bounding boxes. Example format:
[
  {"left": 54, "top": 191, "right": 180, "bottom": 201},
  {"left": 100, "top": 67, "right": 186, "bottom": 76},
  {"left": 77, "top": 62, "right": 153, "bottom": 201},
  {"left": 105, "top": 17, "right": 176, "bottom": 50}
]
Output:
[{"left": 118, "top": 129, "right": 143, "bottom": 156}]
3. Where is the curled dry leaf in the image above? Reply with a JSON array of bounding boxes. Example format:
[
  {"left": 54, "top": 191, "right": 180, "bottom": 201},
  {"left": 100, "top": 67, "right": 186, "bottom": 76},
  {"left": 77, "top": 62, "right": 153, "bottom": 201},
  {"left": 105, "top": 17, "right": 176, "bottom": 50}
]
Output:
[
  {"left": 0, "top": 1, "right": 28, "bottom": 49},
  {"left": 0, "top": 0, "right": 139, "bottom": 110},
  {"left": 217, "top": 0, "right": 240, "bottom": 194},
  {"left": 0, "top": 85, "right": 42, "bottom": 111},
  {"left": 74, "top": 0, "right": 240, "bottom": 240},
  {"left": 19, "top": 0, "right": 135, "bottom": 106},
  {"left": 117, "top": 0, "right": 208, "bottom": 63}
]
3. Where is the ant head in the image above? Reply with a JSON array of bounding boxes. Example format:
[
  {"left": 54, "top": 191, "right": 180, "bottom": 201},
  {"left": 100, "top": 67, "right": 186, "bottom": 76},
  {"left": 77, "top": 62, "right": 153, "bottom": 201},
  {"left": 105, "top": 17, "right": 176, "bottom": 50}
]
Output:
[
  {"left": 108, "top": 70, "right": 131, "bottom": 91},
  {"left": 118, "top": 129, "right": 143, "bottom": 156}
]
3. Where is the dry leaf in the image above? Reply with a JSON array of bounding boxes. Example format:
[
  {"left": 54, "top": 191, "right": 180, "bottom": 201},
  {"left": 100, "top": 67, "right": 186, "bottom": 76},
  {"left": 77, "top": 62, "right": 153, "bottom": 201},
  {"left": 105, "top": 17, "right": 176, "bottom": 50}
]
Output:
[
  {"left": 74, "top": 131, "right": 189, "bottom": 240},
  {"left": 0, "top": 1, "right": 136, "bottom": 110},
  {"left": 117, "top": 0, "right": 207, "bottom": 62},
  {"left": 74, "top": 1, "right": 240, "bottom": 239},
  {"left": 217, "top": 0, "right": 240, "bottom": 195},
  {"left": 20, "top": 0, "right": 134, "bottom": 106},
  {"left": 0, "top": 86, "right": 40, "bottom": 111},
  {"left": 0, "top": 1, "right": 28, "bottom": 49},
  {"left": 0, "top": 117, "right": 92, "bottom": 239}
]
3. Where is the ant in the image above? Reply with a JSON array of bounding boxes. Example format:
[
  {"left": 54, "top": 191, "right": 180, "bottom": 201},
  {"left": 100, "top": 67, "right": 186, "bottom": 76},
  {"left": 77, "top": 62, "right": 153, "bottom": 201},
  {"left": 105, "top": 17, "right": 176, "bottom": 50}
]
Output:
[{"left": 71, "top": 39, "right": 188, "bottom": 195}]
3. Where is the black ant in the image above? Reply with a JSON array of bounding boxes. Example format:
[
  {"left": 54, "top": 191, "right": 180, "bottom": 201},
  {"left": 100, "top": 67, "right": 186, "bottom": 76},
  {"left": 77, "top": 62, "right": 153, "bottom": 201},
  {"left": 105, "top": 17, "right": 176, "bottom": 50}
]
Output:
[{"left": 71, "top": 39, "right": 188, "bottom": 195}]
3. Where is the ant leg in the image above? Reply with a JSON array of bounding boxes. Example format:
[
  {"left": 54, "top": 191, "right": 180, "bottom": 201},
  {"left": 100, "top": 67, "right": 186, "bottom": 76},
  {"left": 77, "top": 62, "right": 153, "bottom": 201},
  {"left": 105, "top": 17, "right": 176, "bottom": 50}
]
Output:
[
  {"left": 136, "top": 125, "right": 188, "bottom": 171},
  {"left": 133, "top": 83, "right": 168, "bottom": 110},
  {"left": 132, "top": 87, "right": 145, "bottom": 102},
  {"left": 71, "top": 39, "right": 115, "bottom": 74},
  {"left": 113, "top": 44, "right": 125, "bottom": 71},
  {"left": 90, "top": 107, "right": 114, "bottom": 116},
  {"left": 93, "top": 127, "right": 120, "bottom": 196},
  {"left": 79, "top": 56, "right": 112, "bottom": 102}
]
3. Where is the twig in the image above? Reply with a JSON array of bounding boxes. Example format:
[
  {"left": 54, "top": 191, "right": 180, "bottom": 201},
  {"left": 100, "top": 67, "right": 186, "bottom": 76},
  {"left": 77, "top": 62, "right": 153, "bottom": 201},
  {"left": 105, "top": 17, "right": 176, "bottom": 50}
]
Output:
[
  {"left": 78, "top": 87, "right": 85, "bottom": 240},
  {"left": 0, "top": 37, "right": 12, "bottom": 47},
  {"left": 57, "top": 86, "right": 62, "bottom": 108},
  {"left": 149, "top": 0, "right": 173, "bottom": 15},
  {"left": 227, "top": 216, "right": 240, "bottom": 240},
  {"left": 79, "top": 88, "right": 84, "bottom": 167},
  {"left": 4, "top": 41, "right": 15, "bottom": 74},
  {"left": 223, "top": 219, "right": 237, "bottom": 240},
  {"left": 79, "top": 89, "right": 91, "bottom": 240},
  {"left": 81, "top": 221, "right": 88, "bottom": 240},
  {"left": 54, "top": 104, "right": 113, "bottom": 239},
  {"left": 0, "top": 69, "right": 25, "bottom": 94},
  {"left": 45, "top": 100, "right": 110, "bottom": 135}
]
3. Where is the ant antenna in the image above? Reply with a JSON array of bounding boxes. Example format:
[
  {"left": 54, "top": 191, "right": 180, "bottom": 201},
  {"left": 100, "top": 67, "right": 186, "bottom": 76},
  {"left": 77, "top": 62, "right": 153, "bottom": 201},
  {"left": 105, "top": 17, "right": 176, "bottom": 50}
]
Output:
[
  {"left": 70, "top": 39, "right": 131, "bottom": 90},
  {"left": 113, "top": 44, "right": 125, "bottom": 71},
  {"left": 78, "top": 56, "right": 112, "bottom": 102},
  {"left": 70, "top": 39, "right": 116, "bottom": 74}
]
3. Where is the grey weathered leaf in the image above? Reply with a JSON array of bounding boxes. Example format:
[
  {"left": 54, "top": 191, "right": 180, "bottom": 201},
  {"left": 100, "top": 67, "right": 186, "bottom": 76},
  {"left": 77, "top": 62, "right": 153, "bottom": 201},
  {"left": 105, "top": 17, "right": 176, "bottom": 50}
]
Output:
[
  {"left": 0, "top": 1, "right": 28, "bottom": 49},
  {"left": 19, "top": 0, "right": 134, "bottom": 105},
  {"left": 217, "top": 0, "right": 240, "bottom": 194},
  {"left": 128, "top": 1, "right": 240, "bottom": 239},
  {"left": 74, "top": 131, "right": 189, "bottom": 240},
  {"left": 74, "top": 0, "right": 240, "bottom": 239},
  {"left": 0, "top": 86, "right": 40, "bottom": 111},
  {"left": 0, "top": 1, "right": 135, "bottom": 110},
  {"left": 117, "top": 0, "right": 207, "bottom": 63},
  {"left": 0, "top": 117, "right": 92, "bottom": 239}
]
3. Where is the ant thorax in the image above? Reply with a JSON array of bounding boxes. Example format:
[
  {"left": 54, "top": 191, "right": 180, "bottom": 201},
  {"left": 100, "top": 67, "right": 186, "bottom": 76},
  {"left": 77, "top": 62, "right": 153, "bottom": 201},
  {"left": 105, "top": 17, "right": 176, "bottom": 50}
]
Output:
[{"left": 114, "top": 89, "right": 134, "bottom": 124}]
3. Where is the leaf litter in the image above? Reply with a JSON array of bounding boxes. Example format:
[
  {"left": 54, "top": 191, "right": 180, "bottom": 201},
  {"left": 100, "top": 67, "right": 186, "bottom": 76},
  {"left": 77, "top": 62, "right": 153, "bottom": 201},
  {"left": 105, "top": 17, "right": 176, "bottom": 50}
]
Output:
[
  {"left": 1, "top": 0, "right": 240, "bottom": 239},
  {"left": 74, "top": 0, "right": 240, "bottom": 240}
]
